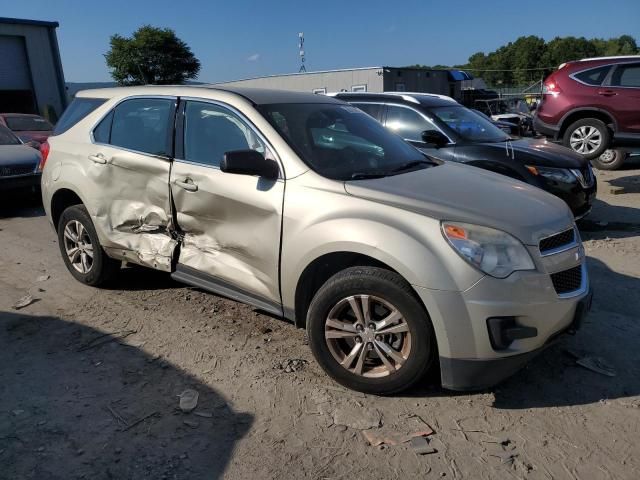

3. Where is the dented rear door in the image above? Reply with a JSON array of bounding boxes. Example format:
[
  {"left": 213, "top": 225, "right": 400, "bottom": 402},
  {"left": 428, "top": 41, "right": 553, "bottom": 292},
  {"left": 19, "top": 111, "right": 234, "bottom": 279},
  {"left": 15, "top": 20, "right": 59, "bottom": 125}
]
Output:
[
  {"left": 170, "top": 99, "right": 284, "bottom": 306},
  {"left": 87, "top": 96, "right": 177, "bottom": 270}
]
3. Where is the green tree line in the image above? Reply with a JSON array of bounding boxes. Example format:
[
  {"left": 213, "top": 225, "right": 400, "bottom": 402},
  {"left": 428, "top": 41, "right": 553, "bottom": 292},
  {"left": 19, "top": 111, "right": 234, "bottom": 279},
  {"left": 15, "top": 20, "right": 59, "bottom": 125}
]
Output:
[{"left": 412, "top": 35, "right": 638, "bottom": 87}]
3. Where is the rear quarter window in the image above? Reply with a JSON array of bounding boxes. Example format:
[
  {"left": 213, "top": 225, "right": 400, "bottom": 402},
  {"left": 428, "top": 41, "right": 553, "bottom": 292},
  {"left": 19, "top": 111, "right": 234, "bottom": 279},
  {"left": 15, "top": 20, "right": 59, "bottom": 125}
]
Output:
[
  {"left": 52, "top": 98, "right": 106, "bottom": 135},
  {"left": 572, "top": 66, "right": 611, "bottom": 86}
]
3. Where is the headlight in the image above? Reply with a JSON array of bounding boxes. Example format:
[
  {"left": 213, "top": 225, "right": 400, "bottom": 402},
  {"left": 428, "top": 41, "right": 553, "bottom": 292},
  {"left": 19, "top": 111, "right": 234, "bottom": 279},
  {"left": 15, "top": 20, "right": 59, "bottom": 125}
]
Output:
[
  {"left": 526, "top": 165, "right": 576, "bottom": 183},
  {"left": 441, "top": 222, "right": 535, "bottom": 278}
]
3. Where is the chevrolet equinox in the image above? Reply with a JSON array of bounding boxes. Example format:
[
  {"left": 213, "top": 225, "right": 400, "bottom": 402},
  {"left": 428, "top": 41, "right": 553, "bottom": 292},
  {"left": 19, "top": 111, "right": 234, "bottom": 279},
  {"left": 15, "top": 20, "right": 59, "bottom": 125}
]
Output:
[{"left": 42, "top": 86, "right": 592, "bottom": 394}]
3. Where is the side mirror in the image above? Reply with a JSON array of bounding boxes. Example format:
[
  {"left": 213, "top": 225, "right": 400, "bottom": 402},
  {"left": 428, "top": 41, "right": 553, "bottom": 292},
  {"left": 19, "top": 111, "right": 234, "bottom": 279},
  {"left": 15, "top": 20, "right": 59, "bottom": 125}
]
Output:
[
  {"left": 221, "top": 150, "right": 279, "bottom": 180},
  {"left": 421, "top": 130, "right": 448, "bottom": 148}
]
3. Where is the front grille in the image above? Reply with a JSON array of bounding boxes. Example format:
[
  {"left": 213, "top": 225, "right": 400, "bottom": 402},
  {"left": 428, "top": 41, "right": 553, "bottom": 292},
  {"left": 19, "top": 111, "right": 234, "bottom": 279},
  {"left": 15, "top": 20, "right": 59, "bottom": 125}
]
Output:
[
  {"left": 0, "top": 165, "right": 36, "bottom": 177},
  {"left": 551, "top": 265, "right": 583, "bottom": 295},
  {"left": 539, "top": 228, "right": 575, "bottom": 253}
]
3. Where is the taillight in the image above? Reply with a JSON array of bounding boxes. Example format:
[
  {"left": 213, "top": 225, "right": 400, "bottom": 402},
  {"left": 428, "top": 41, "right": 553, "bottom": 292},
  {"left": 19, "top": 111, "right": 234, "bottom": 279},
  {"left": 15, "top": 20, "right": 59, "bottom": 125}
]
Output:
[
  {"left": 38, "top": 140, "right": 50, "bottom": 171},
  {"left": 542, "top": 81, "right": 561, "bottom": 96}
]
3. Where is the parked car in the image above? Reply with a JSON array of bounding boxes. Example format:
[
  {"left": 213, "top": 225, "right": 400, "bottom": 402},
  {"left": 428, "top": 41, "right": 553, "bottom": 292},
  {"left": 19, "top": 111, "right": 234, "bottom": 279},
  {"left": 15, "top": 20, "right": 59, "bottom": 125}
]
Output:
[
  {"left": 472, "top": 109, "right": 520, "bottom": 136},
  {"left": 0, "top": 113, "right": 54, "bottom": 146},
  {"left": 42, "top": 86, "right": 591, "bottom": 394},
  {"left": 534, "top": 55, "right": 640, "bottom": 161},
  {"left": 474, "top": 97, "right": 534, "bottom": 136},
  {"left": 0, "top": 125, "right": 42, "bottom": 193},
  {"left": 334, "top": 92, "right": 596, "bottom": 219}
]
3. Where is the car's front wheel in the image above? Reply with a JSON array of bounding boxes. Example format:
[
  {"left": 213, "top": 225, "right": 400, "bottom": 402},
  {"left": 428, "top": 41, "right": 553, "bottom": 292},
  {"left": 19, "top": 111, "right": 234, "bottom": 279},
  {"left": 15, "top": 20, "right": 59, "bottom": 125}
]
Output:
[
  {"left": 57, "top": 205, "right": 120, "bottom": 286},
  {"left": 307, "top": 266, "right": 436, "bottom": 395},
  {"left": 563, "top": 118, "right": 611, "bottom": 159}
]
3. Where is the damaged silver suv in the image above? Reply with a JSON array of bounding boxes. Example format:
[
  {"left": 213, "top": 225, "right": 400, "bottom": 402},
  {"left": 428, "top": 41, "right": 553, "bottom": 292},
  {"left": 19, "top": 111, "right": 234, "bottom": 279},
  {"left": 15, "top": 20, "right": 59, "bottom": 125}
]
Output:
[{"left": 42, "top": 86, "right": 591, "bottom": 394}]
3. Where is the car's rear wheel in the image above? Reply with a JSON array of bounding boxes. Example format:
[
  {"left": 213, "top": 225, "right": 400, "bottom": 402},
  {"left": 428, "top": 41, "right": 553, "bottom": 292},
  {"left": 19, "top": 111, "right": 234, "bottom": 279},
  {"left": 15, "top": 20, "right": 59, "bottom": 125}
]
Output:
[
  {"left": 563, "top": 118, "right": 610, "bottom": 159},
  {"left": 57, "top": 205, "right": 120, "bottom": 286},
  {"left": 306, "top": 266, "right": 436, "bottom": 395},
  {"left": 591, "top": 148, "right": 628, "bottom": 170}
]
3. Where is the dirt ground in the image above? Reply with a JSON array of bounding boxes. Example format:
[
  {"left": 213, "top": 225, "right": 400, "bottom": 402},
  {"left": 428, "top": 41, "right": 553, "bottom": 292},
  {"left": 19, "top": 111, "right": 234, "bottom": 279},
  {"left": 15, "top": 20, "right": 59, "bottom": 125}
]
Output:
[{"left": 1, "top": 160, "right": 639, "bottom": 480}]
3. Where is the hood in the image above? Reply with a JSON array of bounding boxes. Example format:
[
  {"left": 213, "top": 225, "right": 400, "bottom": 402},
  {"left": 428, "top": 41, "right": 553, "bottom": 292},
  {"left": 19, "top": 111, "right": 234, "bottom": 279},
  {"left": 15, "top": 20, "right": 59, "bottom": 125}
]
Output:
[
  {"left": 476, "top": 138, "right": 587, "bottom": 168},
  {"left": 0, "top": 144, "right": 41, "bottom": 168},
  {"left": 344, "top": 161, "right": 573, "bottom": 246}
]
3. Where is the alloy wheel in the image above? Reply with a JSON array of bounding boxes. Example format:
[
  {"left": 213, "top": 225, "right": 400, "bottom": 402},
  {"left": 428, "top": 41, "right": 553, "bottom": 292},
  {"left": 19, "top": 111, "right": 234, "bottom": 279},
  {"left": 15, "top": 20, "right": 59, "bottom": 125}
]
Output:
[
  {"left": 63, "top": 220, "right": 94, "bottom": 274},
  {"left": 569, "top": 126, "right": 602, "bottom": 154},
  {"left": 324, "top": 295, "right": 411, "bottom": 378},
  {"left": 598, "top": 149, "right": 616, "bottom": 164}
]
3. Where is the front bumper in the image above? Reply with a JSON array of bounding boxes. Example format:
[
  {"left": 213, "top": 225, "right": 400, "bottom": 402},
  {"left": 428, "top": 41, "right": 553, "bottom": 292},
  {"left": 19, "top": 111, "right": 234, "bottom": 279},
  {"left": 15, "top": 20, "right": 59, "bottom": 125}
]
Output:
[
  {"left": 413, "top": 260, "right": 591, "bottom": 391},
  {"left": 439, "top": 289, "right": 592, "bottom": 390},
  {"left": 0, "top": 172, "right": 41, "bottom": 191}
]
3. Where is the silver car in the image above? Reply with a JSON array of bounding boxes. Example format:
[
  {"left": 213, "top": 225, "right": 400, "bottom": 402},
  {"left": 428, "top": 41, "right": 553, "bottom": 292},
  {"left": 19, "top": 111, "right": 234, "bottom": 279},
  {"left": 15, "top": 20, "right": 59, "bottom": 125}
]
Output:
[{"left": 41, "top": 86, "right": 591, "bottom": 394}]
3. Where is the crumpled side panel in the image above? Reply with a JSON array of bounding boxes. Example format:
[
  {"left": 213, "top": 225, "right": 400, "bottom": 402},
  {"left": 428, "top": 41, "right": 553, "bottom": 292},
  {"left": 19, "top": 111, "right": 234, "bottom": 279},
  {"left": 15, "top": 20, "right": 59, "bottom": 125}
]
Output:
[{"left": 86, "top": 148, "right": 177, "bottom": 272}]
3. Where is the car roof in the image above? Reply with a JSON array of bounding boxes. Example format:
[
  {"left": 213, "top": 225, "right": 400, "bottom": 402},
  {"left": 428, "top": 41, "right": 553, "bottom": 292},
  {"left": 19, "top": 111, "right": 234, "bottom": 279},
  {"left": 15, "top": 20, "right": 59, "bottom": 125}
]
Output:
[
  {"left": 330, "top": 91, "right": 458, "bottom": 107},
  {"left": 75, "top": 85, "right": 345, "bottom": 105}
]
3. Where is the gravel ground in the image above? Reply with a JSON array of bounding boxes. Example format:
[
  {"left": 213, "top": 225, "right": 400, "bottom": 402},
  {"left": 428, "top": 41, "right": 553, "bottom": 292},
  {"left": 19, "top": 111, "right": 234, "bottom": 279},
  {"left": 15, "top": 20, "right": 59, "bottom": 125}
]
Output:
[{"left": 1, "top": 161, "right": 639, "bottom": 480}]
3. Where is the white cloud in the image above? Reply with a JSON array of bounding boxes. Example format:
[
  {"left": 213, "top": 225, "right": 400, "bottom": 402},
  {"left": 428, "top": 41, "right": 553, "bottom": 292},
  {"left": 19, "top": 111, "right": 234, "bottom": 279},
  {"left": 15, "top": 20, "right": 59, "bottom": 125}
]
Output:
[{"left": 247, "top": 53, "right": 260, "bottom": 62}]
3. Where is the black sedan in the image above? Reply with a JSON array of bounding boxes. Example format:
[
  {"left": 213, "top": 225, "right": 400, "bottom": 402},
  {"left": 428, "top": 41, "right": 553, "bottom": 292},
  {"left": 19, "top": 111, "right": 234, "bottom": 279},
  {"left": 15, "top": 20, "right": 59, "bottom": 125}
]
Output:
[
  {"left": 0, "top": 125, "right": 42, "bottom": 193},
  {"left": 334, "top": 92, "right": 596, "bottom": 219}
]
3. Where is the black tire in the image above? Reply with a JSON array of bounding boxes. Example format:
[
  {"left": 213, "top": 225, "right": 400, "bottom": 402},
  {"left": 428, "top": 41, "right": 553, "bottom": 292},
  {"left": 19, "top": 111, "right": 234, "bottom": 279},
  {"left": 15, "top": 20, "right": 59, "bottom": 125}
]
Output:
[
  {"left": 57, "top": 205, "right": 120, "bottom": 286},
  {"left": 562, "top": 118, "right": 611, "bottom": 160},
  {"left": 591, "top": 148, "right": 628, "bottom": 170},
  {"left": 306, "top": 266, "right": 436, "bottom": 395}
]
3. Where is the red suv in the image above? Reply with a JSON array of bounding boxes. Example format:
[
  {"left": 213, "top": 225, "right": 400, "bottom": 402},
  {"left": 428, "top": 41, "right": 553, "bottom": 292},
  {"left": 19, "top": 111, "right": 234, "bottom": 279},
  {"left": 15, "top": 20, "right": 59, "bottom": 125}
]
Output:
[{"left": 534, "top": 56, "right": 640, "bottom": 162}]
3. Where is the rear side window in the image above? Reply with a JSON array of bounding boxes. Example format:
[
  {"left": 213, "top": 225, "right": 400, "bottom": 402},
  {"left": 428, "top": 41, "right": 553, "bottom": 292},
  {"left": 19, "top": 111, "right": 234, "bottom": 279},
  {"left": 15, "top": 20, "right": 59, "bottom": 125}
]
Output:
[
  {"left": 52, "top": 98, "right": 106, "bottom": 135},
  {"left": 95, "top": 98, "right": 174, "bottom": 156},
  {"left": 5, "top": 116, "right": 53, "bottom": 132},
  {"left": 351, "top": 103, "right": 383, "bottom": 121},
  {"left": 573, "top": 66, "right": 611, "bottom": 86},
  {"left": 611, "top": 63, "right": 640, "bottom": 87}
]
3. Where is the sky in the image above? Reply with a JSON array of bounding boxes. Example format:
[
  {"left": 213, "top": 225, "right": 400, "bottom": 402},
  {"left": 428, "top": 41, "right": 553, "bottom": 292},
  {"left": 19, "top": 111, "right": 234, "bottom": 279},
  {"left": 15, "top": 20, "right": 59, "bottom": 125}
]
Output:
[{"left": 2, "top": 0, "right": 640, "bottom": 83}]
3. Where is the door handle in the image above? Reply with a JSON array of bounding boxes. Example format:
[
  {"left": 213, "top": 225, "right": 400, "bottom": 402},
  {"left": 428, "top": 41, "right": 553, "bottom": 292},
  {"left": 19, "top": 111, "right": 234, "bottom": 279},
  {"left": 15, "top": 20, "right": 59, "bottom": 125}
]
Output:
[
  {"left": 174, "top": 178, "right": 198, "bottom": 192},
  {"left": 597, "top": 90, "right": 617, "bottom": 97},
  {"left": 88, "top": 153, "right": 107, "bottom": 164}
]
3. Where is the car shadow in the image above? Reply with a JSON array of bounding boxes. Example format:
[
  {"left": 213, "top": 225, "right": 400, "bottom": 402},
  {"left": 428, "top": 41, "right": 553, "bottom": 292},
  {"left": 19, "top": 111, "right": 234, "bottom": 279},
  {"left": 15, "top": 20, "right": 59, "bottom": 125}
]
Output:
[
  {"left": 0, "top": 311, "right": 252, "bottom": 479},
  {"left": 0, "top": 190, "right": 44, "bottom": 219},
  {"left": 406, "top": 256, "right": 640, "bottom": 409},
  {"left": 104, "top": 264, "right": 183, "bottom": 291}
]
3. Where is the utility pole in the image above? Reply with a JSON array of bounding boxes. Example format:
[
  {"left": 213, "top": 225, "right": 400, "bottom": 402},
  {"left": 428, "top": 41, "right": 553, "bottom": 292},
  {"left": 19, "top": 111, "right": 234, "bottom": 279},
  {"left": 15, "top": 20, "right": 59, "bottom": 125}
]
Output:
[{"left": 298, "top": 32, "right": 306, "bottom": 73}]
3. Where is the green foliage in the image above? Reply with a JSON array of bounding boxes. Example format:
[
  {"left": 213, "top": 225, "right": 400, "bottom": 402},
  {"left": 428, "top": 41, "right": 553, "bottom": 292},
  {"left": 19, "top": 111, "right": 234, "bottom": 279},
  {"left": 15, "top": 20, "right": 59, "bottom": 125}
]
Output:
[
  {"left": 464, "top": 34, "right": 638, "bottom": 86},
  {"left": 105, "top": 25, "right": 201, "bottom": 85}
]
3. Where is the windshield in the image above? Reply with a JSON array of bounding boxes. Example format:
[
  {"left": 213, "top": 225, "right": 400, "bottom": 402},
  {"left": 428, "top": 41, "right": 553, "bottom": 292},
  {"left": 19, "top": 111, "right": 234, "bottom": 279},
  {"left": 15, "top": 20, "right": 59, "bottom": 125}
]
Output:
[
  {"left": 0, "top": 126, "right": 21, "bottom": 145},
  {"left": 429, "top": 106, "right": 509, "bottom": 143},
  {"left": 259, "top": 103, "right": 431, "bottom": 180},
  {"left": 5, "top": 115, "right": 53, "bottom": 132}
]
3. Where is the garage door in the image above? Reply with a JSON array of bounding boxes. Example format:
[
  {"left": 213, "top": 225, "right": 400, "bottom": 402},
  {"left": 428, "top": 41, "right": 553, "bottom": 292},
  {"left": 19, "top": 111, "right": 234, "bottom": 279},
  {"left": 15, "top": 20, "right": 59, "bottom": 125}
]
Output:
[{"left": 0, "top": 35, "right": 32, "bottom": 90}]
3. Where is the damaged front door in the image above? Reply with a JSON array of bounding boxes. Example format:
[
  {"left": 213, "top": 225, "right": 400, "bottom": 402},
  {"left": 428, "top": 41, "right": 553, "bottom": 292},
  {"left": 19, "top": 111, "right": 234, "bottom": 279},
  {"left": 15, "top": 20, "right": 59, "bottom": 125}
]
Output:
[
  {"left": 170, "top": 100, "right": 284, "bottom": 313},
  {"left": 87, "top": 96, "right": 177, "bottom": 270}
]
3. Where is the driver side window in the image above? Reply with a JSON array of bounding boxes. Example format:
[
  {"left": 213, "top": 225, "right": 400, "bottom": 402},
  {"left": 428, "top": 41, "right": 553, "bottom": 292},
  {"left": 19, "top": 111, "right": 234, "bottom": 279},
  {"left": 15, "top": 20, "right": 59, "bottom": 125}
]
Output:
[
  {"left": 183, "top": 101, "right": 267, "bottom": 167},
  {"left": 385, "top": 105, "right": 437, "bottom": 143}
]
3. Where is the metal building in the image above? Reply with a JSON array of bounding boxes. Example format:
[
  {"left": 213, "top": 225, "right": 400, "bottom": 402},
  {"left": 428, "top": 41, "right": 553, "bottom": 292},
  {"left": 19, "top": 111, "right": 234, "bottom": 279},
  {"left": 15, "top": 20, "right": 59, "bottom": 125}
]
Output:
[
  {"left": 0, "top": 17, "right": 66, "bottom": 120},
  {"left": 214, "top": 67, "right": 463, "bottom": 98}
]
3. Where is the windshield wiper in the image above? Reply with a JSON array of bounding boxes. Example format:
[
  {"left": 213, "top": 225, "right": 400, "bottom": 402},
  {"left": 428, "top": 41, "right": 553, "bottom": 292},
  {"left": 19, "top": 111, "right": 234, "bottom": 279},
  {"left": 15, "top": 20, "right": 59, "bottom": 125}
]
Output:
[
  {"left": 389, "top": 159, "right": 435, "bottom": 173},
  {"left": 350, "top": 171, "right": 389, "bottom": 180}
]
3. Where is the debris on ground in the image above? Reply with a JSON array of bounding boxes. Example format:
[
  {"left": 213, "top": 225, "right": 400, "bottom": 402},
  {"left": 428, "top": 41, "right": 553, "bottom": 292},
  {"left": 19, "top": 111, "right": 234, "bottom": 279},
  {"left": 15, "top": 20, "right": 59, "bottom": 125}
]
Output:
[
  {"left": 608, "top": 186, "right": 625, "bottom": 195},
  {"left": 13, "top": 295, "right": 35, "bottom": 310},
  {"left": 178, "top": 389, "right": 199, "bottom": 413},
  {"left": 183, "top": 419, "right": 199, "bottom": 429},
  {"left": 333, "top": 404, "right": 382, "bottom": 430},
  {"left": 362, "top": 415, "right": 434, "bottom": 446},
  {"left": 276, "top": 358, "right": 308, "bottom": 373},
  {"left": 36, "top": 274, "right": 50, "bottom": 282},
  {"left": 410, "top": 435, "right": 437, "bottom": 455},
  {"left": 576, "top": 356, "right": 616, "bottom": 377},
  {"left": 76, "top": 330, "right": 137, "bottom": 352},
  {"left": 194, "top": 411, "right": 212, "bottom": 418}
]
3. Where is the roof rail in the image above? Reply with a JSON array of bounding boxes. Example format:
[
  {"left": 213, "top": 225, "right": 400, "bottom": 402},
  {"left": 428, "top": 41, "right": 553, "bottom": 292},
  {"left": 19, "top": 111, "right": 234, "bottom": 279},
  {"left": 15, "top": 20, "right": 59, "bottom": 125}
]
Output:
[
  {"left": 577, "top": 55, "right": 640, "bottom": 62},
  {"left": 329, "top": 91, "right": 456, "bottom": 105}
]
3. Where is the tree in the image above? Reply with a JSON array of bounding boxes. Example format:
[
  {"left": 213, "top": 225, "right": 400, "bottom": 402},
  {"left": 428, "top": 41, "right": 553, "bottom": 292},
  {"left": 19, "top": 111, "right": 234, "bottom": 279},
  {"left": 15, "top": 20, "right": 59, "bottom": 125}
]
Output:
[{"left": 105, "top": 25, "right": 200, "bottom": 85}]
